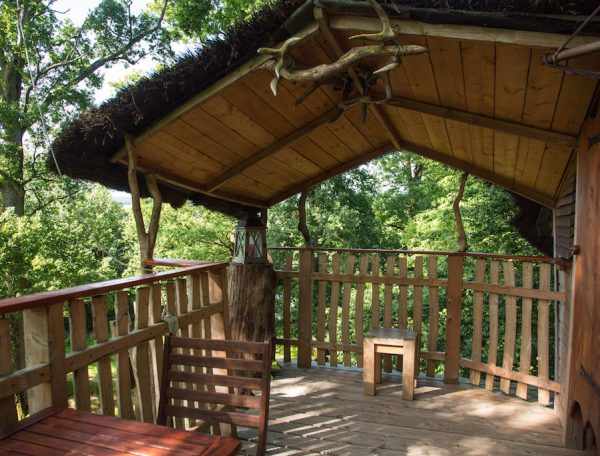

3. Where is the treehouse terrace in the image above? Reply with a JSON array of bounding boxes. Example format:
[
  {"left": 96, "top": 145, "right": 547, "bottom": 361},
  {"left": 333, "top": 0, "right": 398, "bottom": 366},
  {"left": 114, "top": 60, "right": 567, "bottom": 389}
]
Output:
[{"left": 2, "top": 0, "right": 599, "bottom": 455}]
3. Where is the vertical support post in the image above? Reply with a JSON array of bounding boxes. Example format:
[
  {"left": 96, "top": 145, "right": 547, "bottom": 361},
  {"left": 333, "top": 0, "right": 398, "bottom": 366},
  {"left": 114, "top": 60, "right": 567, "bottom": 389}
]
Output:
[
  {"left": 69, "top": 299, "right": 91, "bottom": 412},
  {"left": 297, "top": 248, "right": 313, "bottom": 369},
  {"left": 444, "top": 254, "right": 464, "bottom": 384}
]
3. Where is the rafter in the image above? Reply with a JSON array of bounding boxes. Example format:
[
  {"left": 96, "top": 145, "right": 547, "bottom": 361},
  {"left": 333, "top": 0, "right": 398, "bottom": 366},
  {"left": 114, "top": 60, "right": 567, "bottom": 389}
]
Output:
[
  {"left": 387, "top": 97, "right": 576, "bottom": 146},
  {"left": 205, "top": 107, "right": 342, "bottom": 192}
]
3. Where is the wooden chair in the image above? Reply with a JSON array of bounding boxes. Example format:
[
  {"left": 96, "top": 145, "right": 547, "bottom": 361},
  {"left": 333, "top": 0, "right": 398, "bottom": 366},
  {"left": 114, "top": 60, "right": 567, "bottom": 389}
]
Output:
[{"left": 157, "top": 336, "right": 272, "bottom": 456}]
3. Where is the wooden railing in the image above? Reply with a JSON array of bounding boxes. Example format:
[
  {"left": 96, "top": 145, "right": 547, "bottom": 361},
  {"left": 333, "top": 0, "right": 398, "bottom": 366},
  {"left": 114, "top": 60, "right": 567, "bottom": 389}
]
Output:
[
  {"left": 271, "top": 247, "right": 569, "bottom": 405},
  {"left": 0, "top": 261, "right": 228, "bottom": 433}
]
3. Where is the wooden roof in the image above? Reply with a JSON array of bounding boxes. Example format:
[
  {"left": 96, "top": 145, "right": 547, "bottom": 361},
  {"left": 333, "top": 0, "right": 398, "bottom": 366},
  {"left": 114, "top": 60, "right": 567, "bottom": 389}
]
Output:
[{"left": 53, "top": 2, "right": 600, "bottom": 212}]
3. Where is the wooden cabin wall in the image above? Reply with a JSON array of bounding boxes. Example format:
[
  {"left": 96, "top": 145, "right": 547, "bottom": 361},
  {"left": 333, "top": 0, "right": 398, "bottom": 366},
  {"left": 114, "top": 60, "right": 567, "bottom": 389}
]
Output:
[{"left": 565, "top": 114, "right": 600, "bottom": 454}]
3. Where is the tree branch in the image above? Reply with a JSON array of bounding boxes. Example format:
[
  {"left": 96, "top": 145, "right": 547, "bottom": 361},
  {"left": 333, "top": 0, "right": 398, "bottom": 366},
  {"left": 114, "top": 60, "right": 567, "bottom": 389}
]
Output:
[
  {"left": 298, "top": 190, "right": 313, "bottom": 247},
  {"left": 453, "top": 172, "right": 468, "bottom": 252},
  {"left": 145, "top": 173, "right": 162, "bottom": 255}
]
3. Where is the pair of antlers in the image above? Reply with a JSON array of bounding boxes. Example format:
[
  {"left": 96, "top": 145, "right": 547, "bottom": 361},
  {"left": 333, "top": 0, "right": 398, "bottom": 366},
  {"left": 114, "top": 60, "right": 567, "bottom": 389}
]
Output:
[{"left": 258, "top": 0, "right": 426, "bottom": 96}]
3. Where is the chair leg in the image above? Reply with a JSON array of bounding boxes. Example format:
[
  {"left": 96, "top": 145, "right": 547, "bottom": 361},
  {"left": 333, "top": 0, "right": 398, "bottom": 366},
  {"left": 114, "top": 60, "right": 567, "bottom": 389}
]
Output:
[{"left": 363, "top": 339, "right": 376, "bottom": 395}]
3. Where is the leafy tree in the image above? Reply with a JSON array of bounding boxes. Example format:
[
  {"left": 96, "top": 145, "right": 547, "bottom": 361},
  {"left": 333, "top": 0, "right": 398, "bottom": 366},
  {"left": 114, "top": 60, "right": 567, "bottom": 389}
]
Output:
[
  {"left": 0, "top": 0, "right": 171, "bottom": 216},
  {"left": 155, "top": 0, "right": 271, "bottom": 42}
]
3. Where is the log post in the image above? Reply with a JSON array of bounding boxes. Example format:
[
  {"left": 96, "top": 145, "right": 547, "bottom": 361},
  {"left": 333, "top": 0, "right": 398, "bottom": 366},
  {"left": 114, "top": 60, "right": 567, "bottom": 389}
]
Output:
[
  {"left": 297, "top": 248, "right": 314, "bottom": 368},
  {"left": 227, "top": 211, "right": 275, "bottom": 343},
  {"left": 444, "top": 254, "right": 464, "bottom": 384}
]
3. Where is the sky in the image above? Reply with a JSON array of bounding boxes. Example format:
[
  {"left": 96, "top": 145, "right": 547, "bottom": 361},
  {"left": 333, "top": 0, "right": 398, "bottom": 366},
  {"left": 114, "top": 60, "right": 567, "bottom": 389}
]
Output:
[{"left": 53, "top": 0, "right": 191, "bottom": 205}]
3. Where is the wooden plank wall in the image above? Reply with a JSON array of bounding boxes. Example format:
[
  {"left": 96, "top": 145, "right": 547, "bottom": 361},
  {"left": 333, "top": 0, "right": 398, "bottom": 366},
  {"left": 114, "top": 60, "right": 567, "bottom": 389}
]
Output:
[{"left": 273, "top": 249, "right": 566, "bottom": 403}]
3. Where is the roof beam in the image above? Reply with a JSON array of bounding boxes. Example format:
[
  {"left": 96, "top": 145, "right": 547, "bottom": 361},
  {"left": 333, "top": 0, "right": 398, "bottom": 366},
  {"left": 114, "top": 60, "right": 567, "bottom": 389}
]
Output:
[
  {"left": 205, "top": 107, "right": 342, "bottom": 192},
  {"left": 387, "top": 97, "right": 577, "bottom": 146},
  {"left": 268, "top": 143, "right": 394, "bottom": 205},
  {"left": 268, "top": 140, "right": 556, "bottom": 208},
  {"left": 329, "top": 14, "right": 600, "bottom": 49}
]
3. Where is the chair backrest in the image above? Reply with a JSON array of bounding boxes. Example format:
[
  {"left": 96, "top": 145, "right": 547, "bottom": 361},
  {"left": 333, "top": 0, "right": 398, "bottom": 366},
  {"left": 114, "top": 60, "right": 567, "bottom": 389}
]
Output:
[{"left": 157, "top": 336, "right": 272, "bottom": 455}]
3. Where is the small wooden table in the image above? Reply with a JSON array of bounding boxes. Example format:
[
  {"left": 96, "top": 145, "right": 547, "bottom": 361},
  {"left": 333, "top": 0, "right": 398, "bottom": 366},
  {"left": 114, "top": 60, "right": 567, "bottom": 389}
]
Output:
[
  {"left": 363, "top": 328, "right": 419, "bottom": 400},
  {"left": 0, "top": 407, "right": 240, "bottom": 455}
]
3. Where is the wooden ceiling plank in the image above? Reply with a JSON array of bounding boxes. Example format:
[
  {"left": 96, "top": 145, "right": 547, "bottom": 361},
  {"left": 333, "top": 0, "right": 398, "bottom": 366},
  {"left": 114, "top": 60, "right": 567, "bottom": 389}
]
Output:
[
  {"left": 494, "top": 43, "right": 531, "bottom": 184},
  {"left": 181, "top": 106, "right": 305, "bottom": 182},
  {"left": 110, "top": 22, "right": 319, "bottom": 163},
  {"left": 462, "top": 41, "right": 496, "bottom": 172},
  {"left": 268, "top": 143, "right": 395, "bottom": 205},
  {"left": 427, "top": 36, "right": 472, "bottom": 163},
  {"left": 201, "top": 94, "right": 322, "bottom": 178},
  {"left": 220, "top": 82, "right": 341, "bottom": 170},
  {"left": 205, "top": 108, "right": 342, "bottom": 192},
  {"left": 241, "top": 73, "right": 357, "bottom": 162},
  {"left": 394, "top": 34, "right": 452, "bottom": 155},
  {"left": 329, "top": 15, "right": 599, "bottom": 49}
]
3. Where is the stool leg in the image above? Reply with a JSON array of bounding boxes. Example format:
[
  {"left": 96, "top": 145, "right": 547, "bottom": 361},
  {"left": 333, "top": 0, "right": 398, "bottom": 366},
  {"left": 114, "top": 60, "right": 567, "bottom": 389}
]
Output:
[
  {"left": 363, "top": 339, "right": 376, "bottom": 395},
  {"left": 402, "top": 340, "right": 416, "bottom": 400}
]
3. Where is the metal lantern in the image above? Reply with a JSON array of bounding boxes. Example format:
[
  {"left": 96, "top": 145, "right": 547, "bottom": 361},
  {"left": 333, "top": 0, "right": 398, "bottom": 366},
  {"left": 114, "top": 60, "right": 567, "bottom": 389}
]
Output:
[{"left": 232, "top": 215, "right": 267, "bottom": 264}]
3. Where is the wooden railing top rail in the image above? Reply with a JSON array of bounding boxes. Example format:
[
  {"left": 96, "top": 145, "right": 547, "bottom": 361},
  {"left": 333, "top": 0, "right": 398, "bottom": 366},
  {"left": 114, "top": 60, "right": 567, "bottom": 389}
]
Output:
[
  {"left": 269, "top": 246, "right": 569, "bottom": 266},
  {"left": 0, "top": 262, "right": 227, "bottom": 315},
  {"left": 143, "top": 258, "right": 213, "bottom": 268}
]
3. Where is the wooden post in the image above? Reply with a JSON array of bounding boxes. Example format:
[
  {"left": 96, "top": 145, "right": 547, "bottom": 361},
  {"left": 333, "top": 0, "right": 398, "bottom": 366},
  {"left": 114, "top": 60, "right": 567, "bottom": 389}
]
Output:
[
  {"left": 69, "top": 299, "right": 91, "bottom": 412},
  {"left": 444, "top": 254, "right": 464, "bottom": 384},
  {"left": 297, "top": 248, "right": 313, "bottom": 368}
]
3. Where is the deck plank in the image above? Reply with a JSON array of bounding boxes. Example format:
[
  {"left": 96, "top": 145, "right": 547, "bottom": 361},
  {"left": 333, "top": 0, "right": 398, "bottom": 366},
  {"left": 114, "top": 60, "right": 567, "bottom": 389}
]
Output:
[{"left": 237, "top": 366, "right": 579, "bottom": 455}]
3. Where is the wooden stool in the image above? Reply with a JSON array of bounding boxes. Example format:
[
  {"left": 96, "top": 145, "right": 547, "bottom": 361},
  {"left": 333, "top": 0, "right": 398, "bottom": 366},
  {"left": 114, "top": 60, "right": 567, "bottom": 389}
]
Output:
[{"left": 363, "top": 328, "right": 419, "bottom": 400}]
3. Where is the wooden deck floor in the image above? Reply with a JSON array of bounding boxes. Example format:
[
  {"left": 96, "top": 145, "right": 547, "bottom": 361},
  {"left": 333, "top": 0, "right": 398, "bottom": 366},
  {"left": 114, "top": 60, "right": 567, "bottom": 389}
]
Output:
[{"left": 239, "top": 366, "right": 581, "bottom": 455}]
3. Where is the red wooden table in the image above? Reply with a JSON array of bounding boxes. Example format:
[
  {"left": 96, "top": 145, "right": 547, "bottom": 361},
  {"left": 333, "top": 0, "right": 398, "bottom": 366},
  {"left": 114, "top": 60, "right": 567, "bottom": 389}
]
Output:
[{"left": 0, "top": 408, "right": 239, "bottom": 455}]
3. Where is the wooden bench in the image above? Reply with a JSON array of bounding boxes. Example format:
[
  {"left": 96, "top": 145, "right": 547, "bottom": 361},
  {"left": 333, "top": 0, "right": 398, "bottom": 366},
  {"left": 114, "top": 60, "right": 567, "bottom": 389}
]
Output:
[{"left": 363, "top": 328, "right": 419, "bottom": 400}]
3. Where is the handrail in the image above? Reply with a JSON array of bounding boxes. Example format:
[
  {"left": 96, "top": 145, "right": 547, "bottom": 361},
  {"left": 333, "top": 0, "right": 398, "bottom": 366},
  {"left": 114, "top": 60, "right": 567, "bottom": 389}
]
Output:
[
  {"left": 268, "top": 246, "right": 570, "bottom": 266},
  {"left": 143, "top": 258, "right": 212, "bottom": 268},
  {"left": 0, "top": 262, "right": 227, "bottom": 314}
]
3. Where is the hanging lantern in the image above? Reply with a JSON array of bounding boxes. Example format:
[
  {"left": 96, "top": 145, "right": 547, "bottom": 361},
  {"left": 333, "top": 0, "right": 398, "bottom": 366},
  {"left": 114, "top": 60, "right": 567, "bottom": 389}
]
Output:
[{"left": 232, "top": 214, "right": 267, "bottom": 264}]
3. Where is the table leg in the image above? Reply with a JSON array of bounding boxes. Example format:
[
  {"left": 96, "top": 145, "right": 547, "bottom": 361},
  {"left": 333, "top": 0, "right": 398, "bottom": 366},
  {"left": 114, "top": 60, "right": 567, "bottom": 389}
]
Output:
[
  {"left": 363, "top": 339, "right": 376, "bottom": 395},
  {"left": 375, "top": 352, "right": 382, "bottom": 385},
  {"left": 402, "top": 340, "right": 416, "bottom": 400}
]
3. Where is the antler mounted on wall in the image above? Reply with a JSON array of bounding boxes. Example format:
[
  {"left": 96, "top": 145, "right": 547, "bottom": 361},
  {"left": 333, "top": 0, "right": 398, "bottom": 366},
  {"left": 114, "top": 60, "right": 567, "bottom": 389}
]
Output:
[{"left": 258, "top": 0, "right": 428, "bottom": 97}]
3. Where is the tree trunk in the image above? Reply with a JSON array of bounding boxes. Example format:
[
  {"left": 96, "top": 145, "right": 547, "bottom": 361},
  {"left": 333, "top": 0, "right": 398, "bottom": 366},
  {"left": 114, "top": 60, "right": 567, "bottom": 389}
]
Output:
[{"left": 227, "top": 264, "right": 276, "bottom": 343}]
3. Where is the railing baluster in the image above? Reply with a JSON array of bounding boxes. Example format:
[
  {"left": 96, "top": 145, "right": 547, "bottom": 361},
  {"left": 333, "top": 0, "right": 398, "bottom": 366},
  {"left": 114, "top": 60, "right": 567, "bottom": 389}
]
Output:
[
  {"left": 150, "top": 283, "right": 164, "bottom": 417},
  {"left": 413, "top": 256, "right": 424, "bottom": 375},
  {"left": 427, "top": 255, "right": 439, "bottom": 377},
  {"left": 69, "top": 299, "right": 91, "bottom": 411},
  {"left": 282, "top": 254, "right": 293, "bottom": 364},
  {"left": 470, "top": 259, "right": 485, "bottom": 386},
  {"left": 516, "top": 263, "right": 533, "bottom": 399},
  {"left": 115, "top": 291, "right": 135, "bottom": 419},
  {"left": 355, "top": 254, "right": 369, "bottom": 368},
  {"left": 0, "top": 318, "right": 18, "bottom": 428},
  {"left": 133, "top": 286, "right": 154, "bottom": 423},
  {"left": 383, "top": 255, "right": 395, "bottom": 372},
  {"left": 92, "top": 295, "right": 115, "bottom": 416},
  {"left": 485, "top": 261, "right": 500, "bottom": 391},
  {"left": 500, "top": 261, "right": 517, "bottom": 394},
  {"left": 316, "top": 253, "right": 328, "bottom": 366},
  {"left": 538, "top": 263, "right": 551, "bottom": 405},
  {"left": 342, "top": 254, "right": 356, "bottom": 367},
  {"left": 329, "top": 253, "right": 341, "bottom": 368},
  {"left": 371, "top": 254, "right": 380, "bottom": 330}
]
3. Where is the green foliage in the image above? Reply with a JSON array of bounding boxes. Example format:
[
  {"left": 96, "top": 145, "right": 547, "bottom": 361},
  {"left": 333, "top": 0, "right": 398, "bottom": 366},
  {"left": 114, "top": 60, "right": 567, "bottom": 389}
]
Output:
[
  {"left": 155, "top": 0, "right": 272, "bottom": 42},
  {"left": 0, "top": 185, "right": 128, "bottom": 298},
  {"left": 123, "top": 200, "right": 236, "bottom": 273}
]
